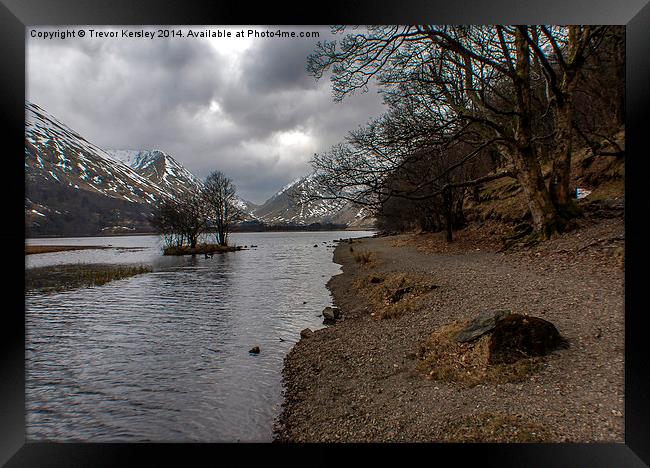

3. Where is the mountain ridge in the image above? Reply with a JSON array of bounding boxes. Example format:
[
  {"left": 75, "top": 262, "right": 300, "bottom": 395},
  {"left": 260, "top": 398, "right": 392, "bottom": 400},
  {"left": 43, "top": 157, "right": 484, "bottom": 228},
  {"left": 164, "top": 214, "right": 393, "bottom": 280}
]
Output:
[{"left": 25, "top": 101, "right": 374, "bottom": 236}]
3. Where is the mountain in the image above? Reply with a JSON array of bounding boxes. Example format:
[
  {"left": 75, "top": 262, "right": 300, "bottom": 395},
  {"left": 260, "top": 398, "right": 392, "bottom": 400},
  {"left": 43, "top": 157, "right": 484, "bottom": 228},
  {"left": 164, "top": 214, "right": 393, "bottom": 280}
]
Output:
[
  {"left": 25, "top": 101, "right": 372, "bottom": 236},
  {"left": 25, "top": 102, "right": 168, "bottom": 204},
  {"left": 105, "top": 149, "right": 201, "bottom": 198},
  {"left": 25, "top": 102, "right": 171, "bottom": 236},
  {"left": 105, "top": 149, "right": 259, "bottom": 218},
  {"left": 252, "top": 174, "right": 374, "bottom": 228}
]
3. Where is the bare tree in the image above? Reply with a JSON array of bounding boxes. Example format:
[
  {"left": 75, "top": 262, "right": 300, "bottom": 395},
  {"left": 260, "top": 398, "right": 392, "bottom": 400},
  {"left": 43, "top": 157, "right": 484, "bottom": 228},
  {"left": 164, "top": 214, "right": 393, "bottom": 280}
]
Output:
[
  {"left": 520, "top": 25, "right": 609, "bottom": 211},
  {"left": 307, "top": 25, "right": 614, "bottom": 240},
  {"left": 151, "top": 188, "right": 208, "bottom": 249},
  {"left": 203, "top": 171, "right": 242, "bottom": 246}
]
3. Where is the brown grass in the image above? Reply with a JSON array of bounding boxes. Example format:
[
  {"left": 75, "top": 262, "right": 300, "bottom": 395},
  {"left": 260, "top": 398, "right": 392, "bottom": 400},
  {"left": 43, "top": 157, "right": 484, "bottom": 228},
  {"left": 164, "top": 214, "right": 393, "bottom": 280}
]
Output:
[
  {"left": 416, "top": 320, "right": 543, "bottom": 386},
  {"left": 26, "top": 245, "right": 110, "bottom": 255},
  {"left": 352, "top": 249, "right": 374, "bottom": 266},
  {"left": 390, "top": 221, "right": 508, "bottom": 255},
  {"left": 26, "top": 263, "right": 153, "bottom": 293},
  {"left": 439, "top": 412, "right": 554, "bottom": 442},
  {"left": 353, "top": 272, "right": 438, "bottom": 320}
]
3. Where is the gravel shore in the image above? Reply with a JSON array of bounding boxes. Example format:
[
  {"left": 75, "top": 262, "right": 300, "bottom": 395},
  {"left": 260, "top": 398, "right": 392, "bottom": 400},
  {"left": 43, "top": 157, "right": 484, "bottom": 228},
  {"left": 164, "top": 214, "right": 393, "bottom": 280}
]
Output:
[{"left": 274, "top": 217, "right": 624, "bottom": 442}]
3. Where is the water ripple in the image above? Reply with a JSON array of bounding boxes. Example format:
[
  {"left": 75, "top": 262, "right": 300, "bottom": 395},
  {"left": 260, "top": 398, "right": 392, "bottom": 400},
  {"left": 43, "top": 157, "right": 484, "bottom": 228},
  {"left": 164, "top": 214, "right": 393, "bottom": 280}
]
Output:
[{"left": 26, "top": 231, "right": 370, "bottom": 442}]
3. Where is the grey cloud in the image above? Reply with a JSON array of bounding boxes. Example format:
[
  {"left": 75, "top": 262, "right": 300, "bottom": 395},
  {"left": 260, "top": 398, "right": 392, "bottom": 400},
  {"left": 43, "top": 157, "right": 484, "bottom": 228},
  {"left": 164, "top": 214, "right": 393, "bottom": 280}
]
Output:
[
  {"left": 27, "top": 26, "right": 385, "bottom": 204},
  {"left": 239, "top": 28, "right": 328, "bottom": 93}
]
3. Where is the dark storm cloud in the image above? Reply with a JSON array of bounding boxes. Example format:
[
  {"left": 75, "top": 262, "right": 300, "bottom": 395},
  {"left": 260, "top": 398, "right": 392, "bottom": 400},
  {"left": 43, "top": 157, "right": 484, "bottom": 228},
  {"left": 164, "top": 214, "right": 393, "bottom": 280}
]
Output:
[
  {"left": 27, "top": 26, "right": 385, "bottom": 204},
  {"left": 240, "top": 28, "right": 318, "bottom": 93}
]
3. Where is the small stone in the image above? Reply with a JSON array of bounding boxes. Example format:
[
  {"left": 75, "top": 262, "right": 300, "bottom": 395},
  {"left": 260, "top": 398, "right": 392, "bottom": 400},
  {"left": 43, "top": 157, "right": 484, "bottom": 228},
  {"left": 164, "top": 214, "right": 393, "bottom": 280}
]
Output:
[
  {"left": 300, "top": 328, "right": 313, "bottom": 339},
  {"left": 249, "top": 346, "right": 260, "bottom": 354},
  {"left": 322, "top": 307, "right": 341, "bottom": 321},
  {"left": 389, "top": 287, "right": 412, "bottom": 303}
]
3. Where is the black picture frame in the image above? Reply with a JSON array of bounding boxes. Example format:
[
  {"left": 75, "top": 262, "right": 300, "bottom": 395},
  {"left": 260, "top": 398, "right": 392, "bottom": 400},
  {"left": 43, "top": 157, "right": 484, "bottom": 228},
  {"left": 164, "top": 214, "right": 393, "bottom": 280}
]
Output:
[{"left": 2, "top": 0, "right": 648, "bottom": 465}]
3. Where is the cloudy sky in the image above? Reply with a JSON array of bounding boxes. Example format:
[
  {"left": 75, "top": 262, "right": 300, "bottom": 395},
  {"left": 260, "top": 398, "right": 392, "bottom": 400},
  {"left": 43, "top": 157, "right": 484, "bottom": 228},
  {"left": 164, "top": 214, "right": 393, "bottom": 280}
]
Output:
[{"left": 27, "top": 26, "right": 386, "bottom": 204}]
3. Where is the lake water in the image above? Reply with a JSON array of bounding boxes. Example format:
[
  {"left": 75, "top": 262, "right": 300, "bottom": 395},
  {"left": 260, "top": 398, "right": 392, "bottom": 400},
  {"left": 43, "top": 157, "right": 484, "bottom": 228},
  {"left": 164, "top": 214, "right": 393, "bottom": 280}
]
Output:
[{"left": 25, "top": 231, "right": 372, "bottom": 442}]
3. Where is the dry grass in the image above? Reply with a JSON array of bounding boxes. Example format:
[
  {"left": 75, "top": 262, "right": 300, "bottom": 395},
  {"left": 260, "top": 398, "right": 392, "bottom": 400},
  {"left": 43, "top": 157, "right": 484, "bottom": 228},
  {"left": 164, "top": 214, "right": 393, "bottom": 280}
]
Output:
[
  {"left": 26, "top": 263, "right": 152, "bottom": 293},
  {"left": 353, "top": 272, "right": 438, "bottom": 320},
  {"left": 416, "top": 320, "right": 543, "bottom": 386},
  {"left": 390, "top": 222, "right": 507, "bottom": 255},
  {"left": 26, "top": 245, "right": 110, "bottom": 255},
  {"left": 439, "top": 412, "right": 554, "bottom": 442},
  {"left": 352, "top": 249, "right": 374, "bottom": 266}
]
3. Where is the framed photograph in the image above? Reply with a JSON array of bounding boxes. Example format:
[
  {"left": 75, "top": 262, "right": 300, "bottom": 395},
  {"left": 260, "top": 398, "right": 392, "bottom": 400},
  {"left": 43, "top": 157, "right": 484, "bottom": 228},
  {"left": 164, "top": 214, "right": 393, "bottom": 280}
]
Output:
[{"left": 3, "top": 0, "right": 648, "bottom": 465}]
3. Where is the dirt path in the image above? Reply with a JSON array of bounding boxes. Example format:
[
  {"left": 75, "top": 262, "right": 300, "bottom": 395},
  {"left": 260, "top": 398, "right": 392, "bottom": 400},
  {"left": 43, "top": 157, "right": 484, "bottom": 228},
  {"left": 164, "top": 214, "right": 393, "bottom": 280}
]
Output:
[{"left": 274, "top": 222, "right": 624, "bottom": 442}]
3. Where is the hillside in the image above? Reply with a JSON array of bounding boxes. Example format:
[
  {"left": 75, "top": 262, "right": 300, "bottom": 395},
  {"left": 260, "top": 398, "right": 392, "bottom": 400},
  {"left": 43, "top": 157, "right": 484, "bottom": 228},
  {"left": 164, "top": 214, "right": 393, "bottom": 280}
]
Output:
[
  {"left": 253, "top": 174, "right": 375, "bottom": 228},
  {"left": 25, "top": 101, "right": 374, "bottom": 237},
  {"left": 25, "top": 102, "right": 165, "bottom": 236},
  {"left": 464, "top": 130, "right": 625, "bottom": 232}
]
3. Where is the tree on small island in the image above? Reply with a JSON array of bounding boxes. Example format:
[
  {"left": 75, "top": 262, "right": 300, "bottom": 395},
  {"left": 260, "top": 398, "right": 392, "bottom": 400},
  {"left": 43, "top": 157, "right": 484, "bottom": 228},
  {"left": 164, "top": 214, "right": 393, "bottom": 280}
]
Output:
[
  {"left": 151, "top": 188, "right": 208, "bottom": 250},
  {"left": 151, "top": 170, "right": 243, "bottom": 254},
  {"left": 203, "top": 171, "right": 244, "bottom": 247}
]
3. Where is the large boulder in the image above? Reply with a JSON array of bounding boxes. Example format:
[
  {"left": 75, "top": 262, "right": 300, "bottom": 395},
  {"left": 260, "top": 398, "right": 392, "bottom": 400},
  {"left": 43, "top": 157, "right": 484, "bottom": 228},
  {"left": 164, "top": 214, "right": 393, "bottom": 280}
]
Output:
[
  {"left": 456, "top": 310, "right": 511, "bottom": 343},
  {"left": 488, "top": 314, "right": 569, "bottom": 364},
  {"left": 456, "top": 310, "right": 569, "bottom": 364}
]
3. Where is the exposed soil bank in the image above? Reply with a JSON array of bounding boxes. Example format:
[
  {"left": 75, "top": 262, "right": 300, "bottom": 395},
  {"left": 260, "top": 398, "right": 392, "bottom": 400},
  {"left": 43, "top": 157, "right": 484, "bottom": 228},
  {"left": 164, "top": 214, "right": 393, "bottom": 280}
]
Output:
[
  {"left": 162, "top": 243, "right": 245, "bottom": 256},
  {"left": 274, "top": 216, "right": 624, "bottom": 442}
]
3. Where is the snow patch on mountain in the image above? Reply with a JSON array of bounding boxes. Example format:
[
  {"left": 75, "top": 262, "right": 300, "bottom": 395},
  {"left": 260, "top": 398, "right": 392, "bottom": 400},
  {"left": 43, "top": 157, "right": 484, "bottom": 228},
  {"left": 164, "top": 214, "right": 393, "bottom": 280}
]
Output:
[{"left": 253, "top": 173, "right": 374, "bottom": 227}]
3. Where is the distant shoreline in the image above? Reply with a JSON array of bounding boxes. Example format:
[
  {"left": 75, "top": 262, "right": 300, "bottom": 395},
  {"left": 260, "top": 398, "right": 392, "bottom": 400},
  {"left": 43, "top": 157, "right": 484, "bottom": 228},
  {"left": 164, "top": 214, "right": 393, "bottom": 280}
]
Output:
[
  {"left": 25, "top": 227, "right": 376, "bottom": 240},
  {"left": 25, "top": 245, "right": 148, "bottom": 255}
]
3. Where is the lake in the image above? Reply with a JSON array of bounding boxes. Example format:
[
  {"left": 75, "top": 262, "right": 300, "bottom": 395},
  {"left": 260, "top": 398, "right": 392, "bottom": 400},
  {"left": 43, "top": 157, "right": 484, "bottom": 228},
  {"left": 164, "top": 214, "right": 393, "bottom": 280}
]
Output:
[{"left": 25, "top": 231, "right": 372, "bottom": 442}]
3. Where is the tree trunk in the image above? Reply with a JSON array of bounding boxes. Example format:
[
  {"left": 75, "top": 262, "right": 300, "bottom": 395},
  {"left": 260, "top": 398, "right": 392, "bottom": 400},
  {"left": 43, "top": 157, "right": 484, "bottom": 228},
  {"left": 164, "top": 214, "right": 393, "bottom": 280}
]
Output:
[
  {"left": 443, "top": 187, "right": 453, "bottom": 243},
  {"left": 614, "top": 27, "right": 625, "bottom": 128},
  {"left": 512, "top": 145, "right": 559, "bottom": 238},
  {"left": 548, "top": 97, "right": 574, "bottom": 210},
  {"left": 472, "top": 184, "right": 480, "bottom": 203},
  {"left": 512, "top": 28, "right": 559, "bottom": 239}
]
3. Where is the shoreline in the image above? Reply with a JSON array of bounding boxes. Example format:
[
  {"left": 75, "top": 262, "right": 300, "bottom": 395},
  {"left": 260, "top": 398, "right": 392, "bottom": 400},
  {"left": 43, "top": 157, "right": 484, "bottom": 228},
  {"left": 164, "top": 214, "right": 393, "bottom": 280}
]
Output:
[
  {"left": 274, "top": 220, "right": 624, "bottom": 442},
  {"left": 25, "top": 228, "right": 376, "bottom": 240}
]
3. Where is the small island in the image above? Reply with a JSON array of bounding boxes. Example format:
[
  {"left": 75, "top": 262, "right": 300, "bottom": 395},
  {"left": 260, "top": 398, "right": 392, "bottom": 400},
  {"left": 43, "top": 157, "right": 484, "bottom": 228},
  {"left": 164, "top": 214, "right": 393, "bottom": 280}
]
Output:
[
  {"left": 152, "top": 171, "right": 246, "bottom": 256},
  {"left": 162, "top": 243, "right": 244, "bottom": 256}
]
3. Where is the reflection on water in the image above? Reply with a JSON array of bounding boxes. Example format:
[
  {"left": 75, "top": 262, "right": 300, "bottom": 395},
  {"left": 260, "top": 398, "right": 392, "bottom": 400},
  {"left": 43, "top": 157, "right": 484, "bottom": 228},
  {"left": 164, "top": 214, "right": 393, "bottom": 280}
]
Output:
[{"left": 26, "top": 231, "right": 372, "bottom": 441}]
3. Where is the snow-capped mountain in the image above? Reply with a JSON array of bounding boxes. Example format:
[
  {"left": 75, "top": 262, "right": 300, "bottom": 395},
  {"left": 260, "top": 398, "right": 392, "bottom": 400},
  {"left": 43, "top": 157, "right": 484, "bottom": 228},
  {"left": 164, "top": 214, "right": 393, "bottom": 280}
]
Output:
[
  {"left": 25, "top": 102, "right": 172, "bottom": 235},
  {"left": 25, "top": 100, "right": 372, "bottom": 236},
  {"left": 253, "top": 173, "right": 374, "bottom": 227},
  {"left": 25, "top": 101, "right": 261, "bottom": 235},
  {"left": 104, "top": 149, "right": 201, "bottom": 198},
  {"left": 26, "top": 101, "right": 167, "bottom": 205},
  {"left": 105, "top": 149, "right": 258, "bottom": 218}
]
